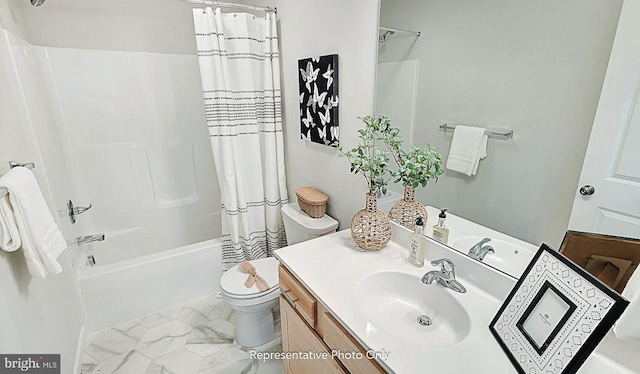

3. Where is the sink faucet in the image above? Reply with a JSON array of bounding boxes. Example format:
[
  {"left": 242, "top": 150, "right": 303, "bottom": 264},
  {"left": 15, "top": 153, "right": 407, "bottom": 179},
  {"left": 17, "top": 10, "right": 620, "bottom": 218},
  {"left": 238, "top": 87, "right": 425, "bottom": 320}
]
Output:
[
  {"left": 468, "top": 237, "right": 495, "bottom": 261},
  {"left": 422, "top": 258, "right": 466, "bottom": 293}
]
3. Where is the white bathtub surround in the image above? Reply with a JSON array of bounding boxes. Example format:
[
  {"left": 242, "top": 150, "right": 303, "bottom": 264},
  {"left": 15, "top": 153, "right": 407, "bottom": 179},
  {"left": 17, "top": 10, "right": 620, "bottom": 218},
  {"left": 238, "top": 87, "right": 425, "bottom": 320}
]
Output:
[
  {"left": 79, "top": 239, "right": 223, "bottom": 332},
  {"left": 38, "top": 45, "right": 222, "bottom": 267},
  {"left": 0, "top": 167, "right": 67, "bottom": 277},
  {"left": 80, "top": 294, "right": 283, "bottom": 374},
  {"left": 193, "top": 7, "right": 289, "bottom": 269}
]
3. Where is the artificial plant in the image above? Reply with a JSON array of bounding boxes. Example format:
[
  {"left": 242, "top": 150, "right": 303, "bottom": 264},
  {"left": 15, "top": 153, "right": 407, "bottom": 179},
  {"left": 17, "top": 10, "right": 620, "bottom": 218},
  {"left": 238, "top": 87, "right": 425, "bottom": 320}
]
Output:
[
  {"left": 377, "top": 117, "right": 444, "bottom": 188},
  {"left": 337, "top": 116, "right": 392, "bottom": 196}
]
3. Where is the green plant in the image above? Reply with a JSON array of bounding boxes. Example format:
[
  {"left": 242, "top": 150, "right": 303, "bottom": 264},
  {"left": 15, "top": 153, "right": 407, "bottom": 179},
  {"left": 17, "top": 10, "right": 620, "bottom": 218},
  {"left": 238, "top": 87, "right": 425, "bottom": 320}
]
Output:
[
  {"left": 393, "top": 145, "right": 444, "bottom": 188},
  {"left": 337, "top": 116, "right": 392, "bottom": 195},
  {"left": 376, "top": 117, "right": 444, "bottom": 188}
]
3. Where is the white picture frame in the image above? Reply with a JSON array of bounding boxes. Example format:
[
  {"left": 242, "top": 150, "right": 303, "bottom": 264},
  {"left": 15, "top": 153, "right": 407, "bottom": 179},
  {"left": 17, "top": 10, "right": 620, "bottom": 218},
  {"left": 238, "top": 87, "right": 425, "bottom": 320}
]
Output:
[{"left": 489, "top": 244, "right": 628, "bottom": 374}]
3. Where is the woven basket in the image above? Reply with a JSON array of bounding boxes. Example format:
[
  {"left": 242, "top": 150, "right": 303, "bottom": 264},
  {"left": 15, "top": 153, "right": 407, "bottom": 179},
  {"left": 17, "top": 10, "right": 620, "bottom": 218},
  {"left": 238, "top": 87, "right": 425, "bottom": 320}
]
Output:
[
  {"left": 388, "top": 186, "right": 427, "bottom": 229},
  {"left": 295, "top": 187, "right": 328, "bottom": 218},
  {"left": 351, "top": 193, "right": 392, "bottom": 251}
]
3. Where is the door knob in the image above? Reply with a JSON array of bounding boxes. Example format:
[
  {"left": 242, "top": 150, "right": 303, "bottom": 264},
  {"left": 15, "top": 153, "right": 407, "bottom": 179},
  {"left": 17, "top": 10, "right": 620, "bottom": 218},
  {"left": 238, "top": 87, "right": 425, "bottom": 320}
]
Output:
[{"left": 579, "top": 185, "right": 595, "bottom": 196}]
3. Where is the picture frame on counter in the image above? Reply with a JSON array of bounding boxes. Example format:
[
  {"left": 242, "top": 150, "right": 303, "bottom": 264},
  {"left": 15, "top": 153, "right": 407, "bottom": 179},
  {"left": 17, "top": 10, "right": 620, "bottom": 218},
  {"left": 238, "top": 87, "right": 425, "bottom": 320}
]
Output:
[{"left": 489, "top": 244, "right": 628, "bottom": 374}]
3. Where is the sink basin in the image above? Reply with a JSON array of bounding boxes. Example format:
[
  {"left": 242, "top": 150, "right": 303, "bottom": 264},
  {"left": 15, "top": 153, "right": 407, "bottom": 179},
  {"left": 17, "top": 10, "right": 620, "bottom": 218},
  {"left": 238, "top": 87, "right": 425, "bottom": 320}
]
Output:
[
  {"left": 451, "top": 236, "right": 535, "bottom": 278},
  {"left": 355, "top": 271, "right": 470, "bottom": 347}
]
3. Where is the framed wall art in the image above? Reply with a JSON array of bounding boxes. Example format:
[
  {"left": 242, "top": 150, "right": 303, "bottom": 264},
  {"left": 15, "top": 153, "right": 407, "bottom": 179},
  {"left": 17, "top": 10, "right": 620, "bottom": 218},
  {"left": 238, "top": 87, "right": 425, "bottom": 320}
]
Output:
[
  {"left": 489, "top": 244, "right": 628, "bottom": 374},
  {"left": 298, "top": 54, "right": 339, "bottom": 147}
]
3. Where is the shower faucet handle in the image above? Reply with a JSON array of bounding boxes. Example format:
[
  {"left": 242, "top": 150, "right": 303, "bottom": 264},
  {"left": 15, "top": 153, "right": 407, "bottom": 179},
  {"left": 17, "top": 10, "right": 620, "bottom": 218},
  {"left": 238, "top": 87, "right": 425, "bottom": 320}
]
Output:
[{"left": 66, "top": 199, "right": 93, "bottom": 224}]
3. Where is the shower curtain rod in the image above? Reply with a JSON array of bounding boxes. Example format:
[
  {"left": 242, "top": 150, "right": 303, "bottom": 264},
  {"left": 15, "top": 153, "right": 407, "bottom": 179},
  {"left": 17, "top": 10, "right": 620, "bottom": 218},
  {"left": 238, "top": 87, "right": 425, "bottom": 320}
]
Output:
[{"left": 179, "top": 0, "right": 277, "bottom": 13}]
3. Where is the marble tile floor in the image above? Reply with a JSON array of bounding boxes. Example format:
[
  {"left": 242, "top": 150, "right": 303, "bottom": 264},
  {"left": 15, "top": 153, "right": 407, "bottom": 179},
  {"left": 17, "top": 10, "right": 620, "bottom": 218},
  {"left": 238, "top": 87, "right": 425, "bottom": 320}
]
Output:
[{"left": 81, "top": 293, "right": 284, "bottom": 374}]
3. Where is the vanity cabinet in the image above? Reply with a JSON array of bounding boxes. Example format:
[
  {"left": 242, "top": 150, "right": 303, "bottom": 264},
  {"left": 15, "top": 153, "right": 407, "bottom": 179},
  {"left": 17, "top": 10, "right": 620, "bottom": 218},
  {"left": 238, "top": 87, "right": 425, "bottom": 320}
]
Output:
[{"left": 279, "top": 265, "right": 386, "bottom": 374}]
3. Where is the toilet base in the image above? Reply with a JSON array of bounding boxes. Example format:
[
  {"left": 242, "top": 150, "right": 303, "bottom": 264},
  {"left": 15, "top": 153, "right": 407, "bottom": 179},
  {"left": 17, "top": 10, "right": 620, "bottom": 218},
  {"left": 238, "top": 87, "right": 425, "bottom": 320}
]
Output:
[{"left": 232, "top": 297, "right": 281, "bottom": 349}]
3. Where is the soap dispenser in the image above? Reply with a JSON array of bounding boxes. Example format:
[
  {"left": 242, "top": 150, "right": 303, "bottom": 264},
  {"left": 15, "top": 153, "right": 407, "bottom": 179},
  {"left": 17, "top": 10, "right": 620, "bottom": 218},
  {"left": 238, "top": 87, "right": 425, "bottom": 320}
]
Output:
[
  {"left": 432, "top": 209, "right": 450, "bottom": 245},
  {"left": 408, "top": 216, "right": 427, "bottom": 267}
]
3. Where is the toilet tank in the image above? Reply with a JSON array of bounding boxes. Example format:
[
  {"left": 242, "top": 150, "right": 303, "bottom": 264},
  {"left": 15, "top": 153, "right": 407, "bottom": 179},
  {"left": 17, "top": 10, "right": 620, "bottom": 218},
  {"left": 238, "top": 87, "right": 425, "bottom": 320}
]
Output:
[{"left": 281, "top": 203, "right": 339, "bottom": 246}]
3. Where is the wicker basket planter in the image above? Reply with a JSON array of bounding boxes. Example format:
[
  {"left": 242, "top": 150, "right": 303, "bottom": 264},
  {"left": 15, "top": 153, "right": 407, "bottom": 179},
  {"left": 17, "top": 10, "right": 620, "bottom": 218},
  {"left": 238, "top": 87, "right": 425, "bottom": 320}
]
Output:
[
  {"left": 351, "top": 193, "right": 392, "bottom": 251},
  {"left": 387, "top": 186, "right": 427, "bottom": 230}
]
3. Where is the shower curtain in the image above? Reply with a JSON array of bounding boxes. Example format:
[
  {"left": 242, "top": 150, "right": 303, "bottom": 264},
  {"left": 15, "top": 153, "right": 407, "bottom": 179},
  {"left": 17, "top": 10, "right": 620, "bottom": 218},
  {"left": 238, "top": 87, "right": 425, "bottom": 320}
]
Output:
[{"left": 193, "top": 7, "right": 288, "bottom": 269}]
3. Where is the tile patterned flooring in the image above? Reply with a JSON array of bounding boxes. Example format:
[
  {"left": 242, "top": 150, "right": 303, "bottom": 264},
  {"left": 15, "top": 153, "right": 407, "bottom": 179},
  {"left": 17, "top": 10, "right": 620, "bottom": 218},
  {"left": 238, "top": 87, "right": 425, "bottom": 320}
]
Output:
[{"left": 81, "top": 294, "right": 283, "bottom": 374}]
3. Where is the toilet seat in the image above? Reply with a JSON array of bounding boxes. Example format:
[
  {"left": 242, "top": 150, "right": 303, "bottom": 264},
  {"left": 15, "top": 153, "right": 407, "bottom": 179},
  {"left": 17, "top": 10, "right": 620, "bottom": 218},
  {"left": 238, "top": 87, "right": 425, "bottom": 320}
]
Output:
[{"left": 220, "top": 257, "right": 280, "bottom": 307}]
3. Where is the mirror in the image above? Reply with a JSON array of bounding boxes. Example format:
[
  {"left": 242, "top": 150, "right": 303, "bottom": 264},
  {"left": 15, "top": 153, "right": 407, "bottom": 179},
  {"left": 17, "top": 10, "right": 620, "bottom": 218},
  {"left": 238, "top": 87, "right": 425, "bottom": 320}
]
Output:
[{"left": 375, "top": 0, "right": 624, "bottom": 278}]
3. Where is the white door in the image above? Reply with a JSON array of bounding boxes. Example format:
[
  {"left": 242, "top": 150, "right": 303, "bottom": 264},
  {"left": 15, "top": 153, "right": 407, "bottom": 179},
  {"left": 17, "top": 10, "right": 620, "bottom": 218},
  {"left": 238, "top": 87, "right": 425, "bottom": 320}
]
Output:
[{"left": 568, "top": 0, "right": 640, "bottom": 239}]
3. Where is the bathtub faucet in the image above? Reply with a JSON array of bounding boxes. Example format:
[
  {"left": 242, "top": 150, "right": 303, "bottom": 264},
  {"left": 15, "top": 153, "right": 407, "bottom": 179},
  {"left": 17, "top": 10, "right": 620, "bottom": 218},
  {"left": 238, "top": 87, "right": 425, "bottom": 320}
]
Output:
[{"left": 67, "top": 233, "right": 105, "bottom": 246}]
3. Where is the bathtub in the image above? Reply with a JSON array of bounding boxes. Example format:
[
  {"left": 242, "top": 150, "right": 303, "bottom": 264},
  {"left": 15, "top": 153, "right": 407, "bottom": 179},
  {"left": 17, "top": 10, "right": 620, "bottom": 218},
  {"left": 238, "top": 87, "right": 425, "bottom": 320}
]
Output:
[{"left": 77, "top": 238, "right": 223, "bottom": 333}]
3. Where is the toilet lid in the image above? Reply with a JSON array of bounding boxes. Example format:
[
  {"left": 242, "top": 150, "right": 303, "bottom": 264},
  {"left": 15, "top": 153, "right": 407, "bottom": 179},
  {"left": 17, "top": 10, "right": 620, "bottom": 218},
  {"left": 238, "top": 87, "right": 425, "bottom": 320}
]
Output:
[{"left": 220, "top": 257, "right": 279, "bottom": 298}]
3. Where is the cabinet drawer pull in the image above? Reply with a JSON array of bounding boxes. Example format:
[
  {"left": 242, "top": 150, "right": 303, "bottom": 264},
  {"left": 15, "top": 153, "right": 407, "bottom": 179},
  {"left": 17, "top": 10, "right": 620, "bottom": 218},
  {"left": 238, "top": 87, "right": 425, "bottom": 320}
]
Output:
[{"left": 280, "top": 287, "right": 298, "bottom": 308}]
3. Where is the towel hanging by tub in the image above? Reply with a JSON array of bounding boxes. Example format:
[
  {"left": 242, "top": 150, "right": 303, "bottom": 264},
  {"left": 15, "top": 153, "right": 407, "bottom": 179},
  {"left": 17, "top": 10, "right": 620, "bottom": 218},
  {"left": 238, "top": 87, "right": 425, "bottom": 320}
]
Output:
[{"left": 0, "top": 167, "right": 67, "bottom": 277}]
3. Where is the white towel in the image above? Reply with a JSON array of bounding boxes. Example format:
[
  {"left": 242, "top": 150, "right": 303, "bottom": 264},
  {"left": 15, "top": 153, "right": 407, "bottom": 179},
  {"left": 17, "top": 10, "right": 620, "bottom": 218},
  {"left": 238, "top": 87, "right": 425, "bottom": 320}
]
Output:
[
  {"left": 446, "top": 125, "right": 488, "bottom": 176},
  {"left": 0, "top": 192, "right": 21, "bottom": 252},
  {"left": 613, "top": 269, "right": 640, "bottom": 342},
  {"left": 0, "top": 167, "right": 66, "bottom": 278}
]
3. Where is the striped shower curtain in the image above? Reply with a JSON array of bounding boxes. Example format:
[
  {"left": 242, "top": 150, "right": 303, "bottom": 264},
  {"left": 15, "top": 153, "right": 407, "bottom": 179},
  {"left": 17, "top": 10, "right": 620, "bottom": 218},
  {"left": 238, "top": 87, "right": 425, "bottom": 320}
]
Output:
[{"left": 193, "top": 7, "right": 288, "bottom": 269}]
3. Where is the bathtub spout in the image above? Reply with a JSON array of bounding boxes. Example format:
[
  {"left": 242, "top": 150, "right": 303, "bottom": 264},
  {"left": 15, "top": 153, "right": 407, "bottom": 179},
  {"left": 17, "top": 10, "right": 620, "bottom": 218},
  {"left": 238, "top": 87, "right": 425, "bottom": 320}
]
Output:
[{"left": 68, "top": 234, "right": 105, "bottom": 246}]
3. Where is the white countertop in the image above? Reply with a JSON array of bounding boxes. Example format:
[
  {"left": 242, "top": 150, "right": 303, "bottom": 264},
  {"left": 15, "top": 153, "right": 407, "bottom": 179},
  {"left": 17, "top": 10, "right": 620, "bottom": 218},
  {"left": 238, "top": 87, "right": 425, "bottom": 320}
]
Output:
[
  {"left": 274, "top": 227, "right": 640, "bottom": 374},
  {"left": 274, "top": 229, "right": 516, "bottom": 374}
]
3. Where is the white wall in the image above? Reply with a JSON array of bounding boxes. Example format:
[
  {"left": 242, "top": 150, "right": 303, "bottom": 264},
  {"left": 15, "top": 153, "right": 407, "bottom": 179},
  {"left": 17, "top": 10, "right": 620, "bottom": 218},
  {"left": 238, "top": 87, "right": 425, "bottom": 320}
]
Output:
[
  {"left": 378, "top": 0, "right": 622, "bottom": 247},
  {"left": 0, "top": 28, "right": 86, "bottom": 373},
  {"left": 257, "top": 0, "right": 381, "bottom": 228}
]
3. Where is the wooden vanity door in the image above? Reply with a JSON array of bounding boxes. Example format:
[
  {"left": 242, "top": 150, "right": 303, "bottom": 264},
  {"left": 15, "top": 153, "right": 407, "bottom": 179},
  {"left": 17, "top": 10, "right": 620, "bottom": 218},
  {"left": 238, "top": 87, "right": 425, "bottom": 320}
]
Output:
[{"left": 280, "top": 295, "right": 345, "bottom": 374}]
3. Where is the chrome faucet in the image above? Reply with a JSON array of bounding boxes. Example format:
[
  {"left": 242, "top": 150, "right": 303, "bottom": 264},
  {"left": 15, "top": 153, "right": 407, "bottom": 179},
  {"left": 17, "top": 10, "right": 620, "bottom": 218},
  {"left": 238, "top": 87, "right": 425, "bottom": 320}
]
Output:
[
  {"left": 422, "top": 258, "right": 466, "bottom": 293},
  {"left": 468, "top": 237, "right": 495, "bottom": 261},
  {"left": 67, "top": 234, "right": 105, "bottom": 246}
]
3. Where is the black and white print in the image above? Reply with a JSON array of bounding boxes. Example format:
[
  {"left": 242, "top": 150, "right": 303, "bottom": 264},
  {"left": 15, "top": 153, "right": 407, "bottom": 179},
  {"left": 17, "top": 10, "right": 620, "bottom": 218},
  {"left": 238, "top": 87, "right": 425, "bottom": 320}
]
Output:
[{"left": 298, "top": 54, "right": 339, "bottom": 147}]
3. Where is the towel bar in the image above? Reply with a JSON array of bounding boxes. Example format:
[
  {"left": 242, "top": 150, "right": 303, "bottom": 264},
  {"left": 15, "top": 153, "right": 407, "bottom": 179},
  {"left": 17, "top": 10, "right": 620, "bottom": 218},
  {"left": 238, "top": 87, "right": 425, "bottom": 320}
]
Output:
[{"left": 439, "top": 123, "right": 514, "bottom": 138}]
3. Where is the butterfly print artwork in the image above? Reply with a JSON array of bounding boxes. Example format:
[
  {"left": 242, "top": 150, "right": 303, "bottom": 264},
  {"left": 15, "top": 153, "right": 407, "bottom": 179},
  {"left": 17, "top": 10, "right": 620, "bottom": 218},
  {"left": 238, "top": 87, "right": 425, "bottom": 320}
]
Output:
[{"left": 298, "top": 54, "right": 339, "bottom": 147}]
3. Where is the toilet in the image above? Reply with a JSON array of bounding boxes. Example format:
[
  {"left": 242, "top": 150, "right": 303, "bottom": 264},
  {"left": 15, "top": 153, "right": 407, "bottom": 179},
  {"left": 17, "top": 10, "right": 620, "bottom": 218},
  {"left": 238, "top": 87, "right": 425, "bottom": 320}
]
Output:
[{"left": 219, "top": 202, "right": 338, "bottom": 349}]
